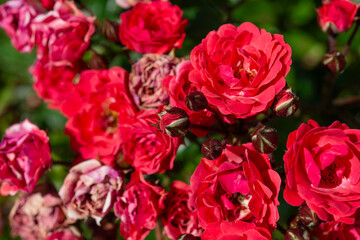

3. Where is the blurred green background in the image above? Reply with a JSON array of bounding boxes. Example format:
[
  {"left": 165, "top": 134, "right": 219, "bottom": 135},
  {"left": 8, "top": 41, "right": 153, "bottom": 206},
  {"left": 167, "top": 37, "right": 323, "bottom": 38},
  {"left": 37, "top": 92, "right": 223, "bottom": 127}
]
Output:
[{"left": 1, "top": 0, "right": 360, "bottom": 239}]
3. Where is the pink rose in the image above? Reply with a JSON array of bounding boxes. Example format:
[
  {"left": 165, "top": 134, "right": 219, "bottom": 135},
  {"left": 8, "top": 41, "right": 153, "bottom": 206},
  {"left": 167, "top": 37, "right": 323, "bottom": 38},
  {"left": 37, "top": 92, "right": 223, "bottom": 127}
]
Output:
[
  {"left": 46, "top": 228, "right": 83, "bottom": 240},
  {"left": 190, "top": 22, "right": 292, "bottom": 119},
  {"left": 64, "top": 67, "right": 137, "bottom": 166},
  {"left": 10, "top": 190, "right": 69, "bottom": 240},
  {"left": 284, "top": 120, "right": 360, "bottom": 224},
  {"left": 201, "top": 221, "right": 272, "bottom": 240},
  {"left": 161, "top": 181, "right": 202, "bottom": 239},
  {"left": 317, "top": 0, "right": 358, "bottom": 34},
  {"left": 119, "top": 1, "right": 188, "bottom": 54},
  {"left": 0, "top": 119, "right": 51, "bottom": 196},
  {"left": 191, "top": 143, "right": 281, "bottom": 232},
  {"left": 168, "top": 61, "right": 217, "bottom": 137},
  {"left": 32, "top": 0, "right": 95, "bottom": 66},
  {"left": 114, "top": 171, "right": 165, "bottom": 240},
  {"left": 311, "top": 221, "right": 360, "bottom": 239},
  {"left": 119, "top": 108, "right": 181, "bottom": 174},
  {"left": 59, "top": 159, "right": 123, "bottom": 224},
  {"left": 0, "top": 0, "right": 43, "bottom": 52}
]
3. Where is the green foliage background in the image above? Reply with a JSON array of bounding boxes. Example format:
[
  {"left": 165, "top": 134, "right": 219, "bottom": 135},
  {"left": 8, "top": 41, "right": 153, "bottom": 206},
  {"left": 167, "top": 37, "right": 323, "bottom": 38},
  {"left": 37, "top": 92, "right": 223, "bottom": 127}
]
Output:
[{"left": 1, "top": 0, "right": 360, "bottom": 239}]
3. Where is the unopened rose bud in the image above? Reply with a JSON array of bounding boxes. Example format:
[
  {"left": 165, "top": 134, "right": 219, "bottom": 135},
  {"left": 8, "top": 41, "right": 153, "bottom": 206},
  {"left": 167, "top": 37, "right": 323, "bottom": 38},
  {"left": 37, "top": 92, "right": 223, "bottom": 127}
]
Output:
[
  {"left": 177, "top": 234, "right": 201, "bottom": 240},
  {"left": 159, "top": 107, "right": 190, "bottom": 137},
  {"left": 90, "top": 50, "right": 108, "bottom": 70},
  {"left": 322, "top": 51, "right": 346, "bottom": 73},
  {"left": 298, "top": 205, "right": 319, "bottom": 229},
  {"left": 201, "top": 138, "right": 223, "bottom": 160},
  {"left": 103, "top": 19, "right": 120, "bottom": 43},
  {"left": 285, "top": 228, "right": 310, "bottom": 240},
  {"left": 250, "top": 124, "right": 278, "bottom": 154},
  {"left": 185, "top": 91, "right": 208, "bottom": 111},
  {"left": 272, "top": 87, "right": 298, "bottom": 117}
]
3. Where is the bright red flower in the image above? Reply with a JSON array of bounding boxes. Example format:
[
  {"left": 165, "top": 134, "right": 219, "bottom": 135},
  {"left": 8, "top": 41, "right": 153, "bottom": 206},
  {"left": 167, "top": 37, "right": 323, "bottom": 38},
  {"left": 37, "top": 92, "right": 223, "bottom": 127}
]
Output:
[
  {"left": 119, "top": 1, "right": 188, "bottom": 54},
  {"left": 114, "top": 171, "right": 165, "bottom": 240},
  {"left": 311, "top": 221, "right": 360, "bottom": 239},
  {"left": 0, "top": 120, "right": 51, "bottom": 196},
  {"left": 284, "top": 120, "right": 360, "bottom": 224},
  {"left": 201, "top": 221, "right": 272, "bottom": 240},
  {"left": 190, "top": 22, "right": 292, "bottom": 119},
  {"left": 190, "top": 143, "right": 281, "bottom": 232},
  {"left": 317, "top": 0, "right": 358, "bottom": 34}
]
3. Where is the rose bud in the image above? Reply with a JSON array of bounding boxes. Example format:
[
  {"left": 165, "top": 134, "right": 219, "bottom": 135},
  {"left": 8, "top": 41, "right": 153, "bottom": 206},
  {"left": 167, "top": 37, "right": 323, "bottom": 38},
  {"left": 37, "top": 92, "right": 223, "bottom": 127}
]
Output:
[
  {"left": 185, "top": 91, "right": 208, "bottom": 112},
  {"left": 9, "top": 190, "right": 70, "bottom": 240},
  {"left": 0, "top": 119, "right": 51, "bottom": 196},
  {"left": 285, "top": 228, "right": 311, "bottom": 240},
  {"left": 159, "top": 107, "right": 190, "bottom": 137},
  {"left": 177, "top": 234, "right": 200, "bottom": 240},
  {"left": 317, "top": 0, "right": 358, "bottom": 34},
  {"left": 201, "top": 138, "right": 223, "bottom": 160},
  {"left": 272, "top": 87, "right": 299, "bottom": 117},
  {"left": 298, "top": 205, "right": 319, "bottom": 229},
  {"left": 129, "top": 54, "right": 181, "bottom": 109},
  {"left": 103, "top": 19, "right": 119, "bottom": 43},
  {"left": 89, "top": 50, "right": 108, "bottom": 70},
  {"left": 250, "top": 124, "right": 278, "bottom": 154},
  {"left": 59, "top": 159, "right": 123, "bottom": 225},
  {"left": 322, "top": 50, "right": 346, "bottom": 73}
]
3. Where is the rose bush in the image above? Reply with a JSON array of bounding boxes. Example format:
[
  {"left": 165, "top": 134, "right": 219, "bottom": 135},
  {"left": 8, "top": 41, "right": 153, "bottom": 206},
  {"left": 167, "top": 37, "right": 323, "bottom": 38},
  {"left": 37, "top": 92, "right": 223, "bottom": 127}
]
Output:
[
  {"left": 284, "top": 120, "right": 360, "bottom": 224},
  {"left": 189, "top": 22, "right": 292, "bottom": 119},
  {"left": 119, "top": 1, "right": 188, "bottom": 54}
]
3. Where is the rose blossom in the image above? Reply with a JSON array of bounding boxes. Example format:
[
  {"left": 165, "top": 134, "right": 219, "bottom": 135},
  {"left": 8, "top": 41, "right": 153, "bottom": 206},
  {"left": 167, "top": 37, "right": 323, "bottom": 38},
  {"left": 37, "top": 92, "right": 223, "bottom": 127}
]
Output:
[
  {"left": 119, "top": 108, "right": 181, "bottom": 174},
  {"left": 115, "top": 0, "right": 166, "bottom": 9},
  {"left": 46, "top": 228, "right": 83, "bottom": 240},
  {"left": 10, "top": 190, "right": 69, "bottom": 240},
  {"left": 114, "top": 171, "right": 165, "bottom": 240},
  {"left": 168, "top": 61, "right": 217, "bottom": 137},
  {"left": 59, "top": 159, "right": 123, "bottom": 224},
  {"left": 161, "top": 181, "right": 202, "bottom": 240},
  {"left": 284, "top": 120, "right": 360, "bottom": 224},
  {"left": 119, "top": 1, "right": 188, "bottom": 54},
  {"left": 189, "top": 22, "right": 292, "bottom": 119},
  {"left": 317, "top": 0, "right": 358, "bottom": 34},
  {"left": 129, "top": 54, "right": 180, "bottom": 109},
  {"left": 32, "top": 0, "right": 95, "bottom": 67},
  {"left": 201, "top": 221, "right": 272, "bottom": 240},
  {"left": 64, "top": 67, "right": 137, "bottom": 166},
  {"left": 0, "top": 119, "right": 51, "bottom": 196},
  {"left": 0, "top": 0, "right": 43, "bottom": 52},
  {"left": 190, "top": 143, "right": 281, "bottom": 232},
  {"left": 311, "top": 221, "right": 360, "bottom": 239}
]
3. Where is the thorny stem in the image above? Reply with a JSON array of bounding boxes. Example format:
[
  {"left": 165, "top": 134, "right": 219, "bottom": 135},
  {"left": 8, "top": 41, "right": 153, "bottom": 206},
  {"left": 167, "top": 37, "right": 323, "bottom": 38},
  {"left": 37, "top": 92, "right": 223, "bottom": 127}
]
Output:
[{"left": 328, "top": 33, "right": 336, "bottom": 52}]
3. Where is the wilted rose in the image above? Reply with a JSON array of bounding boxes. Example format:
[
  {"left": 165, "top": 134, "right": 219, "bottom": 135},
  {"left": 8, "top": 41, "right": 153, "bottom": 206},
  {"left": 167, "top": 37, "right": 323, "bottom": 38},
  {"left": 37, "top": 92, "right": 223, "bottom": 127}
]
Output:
[
  {"left": 10, "top": 190, "right": 69, "bottom": 240},
  {"left": 0, "top": 119, "right": 51, "bottom": 196},
  {"left": 59, "top": 159, "right": 123, "bottom": 224},
  {"left": 119, "top": 1, "right": 188, "bottom": 54},
  {"left": 114, "top": 171, "right": 165, "bottom": 240},
  {"left": 161, "top": 181, "right": 202, "bottom": 240},
  {"left": 0, "top": 0, "right": 43, "bottom": 52},
  {"left": 284, "top": 120, "right": 360, "bottom": 224},
  {"left": 191, "top": 143, "right": 281, "bottom": 232},
  {"left": 190, "top": 22, "right": 292, "bottom": 119},
  {"left": 129, "top": 54, "right": 180, "bottom": 109}
]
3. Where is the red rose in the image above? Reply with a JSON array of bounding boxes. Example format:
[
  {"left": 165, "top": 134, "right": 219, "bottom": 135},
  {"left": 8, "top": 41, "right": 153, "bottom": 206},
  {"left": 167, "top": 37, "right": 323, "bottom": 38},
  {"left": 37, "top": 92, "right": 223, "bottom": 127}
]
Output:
[
  {"left": 116, "top": 0, "right": 165, "bottom": 9},
  {"left": 168, "top": 61, "right": 217, "bottom": 137},
  {"left": 46, "top": 228, "right": 83, "bottom": 240},
  {"left": 284, "top": 120, "right": 360, "bottom": 224},
  {"left": 189, "top": 22, "right": 292, "bottom": 119},
  {"left": 317, "top": 0, "right": 358, "bottom": 34},
  {"left": 119, "top": 1, "right": 188, "bottom": 54},
  {"left": 119, "top": 108, "right": 181, "bottom": 174},
  {"left": 161, "top": 181, "right": 202, "bottom": 240},
  {"left": 114, "top": 171, "right": 165, "bottom": 240},
  {"left": 190, "top": 143, "right": 281, "bottom": 232},
  {"left": 32, "top": 0, "right": 95, "bottom": 66},
  {"left": 201, "top": 221, "right": 272, "bottom": 240},
  {"left": 311, "top": 221, "right": 360, "bottom": 239},
  {"left": 0, "top": 120, "right": 51, "bottom": 196},
  {"left": 0, "top": 0, "right": 42, "bottom": 52},
  {"left": 65, "top": 67, "right": 136, "bottom": 166},
  {"left": 40, "top": 0, "right": 55, "bottom": 10}
]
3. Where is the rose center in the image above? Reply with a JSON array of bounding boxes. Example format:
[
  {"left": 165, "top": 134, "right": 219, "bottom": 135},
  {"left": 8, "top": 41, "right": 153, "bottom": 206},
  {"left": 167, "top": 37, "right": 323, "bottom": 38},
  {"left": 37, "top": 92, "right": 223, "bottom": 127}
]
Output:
[
  {"left": 101, "top": 109, "right": 119, "bottom": 133},
  {"left": 320, "top": 163, "right": 342, "bottom": 187}
]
